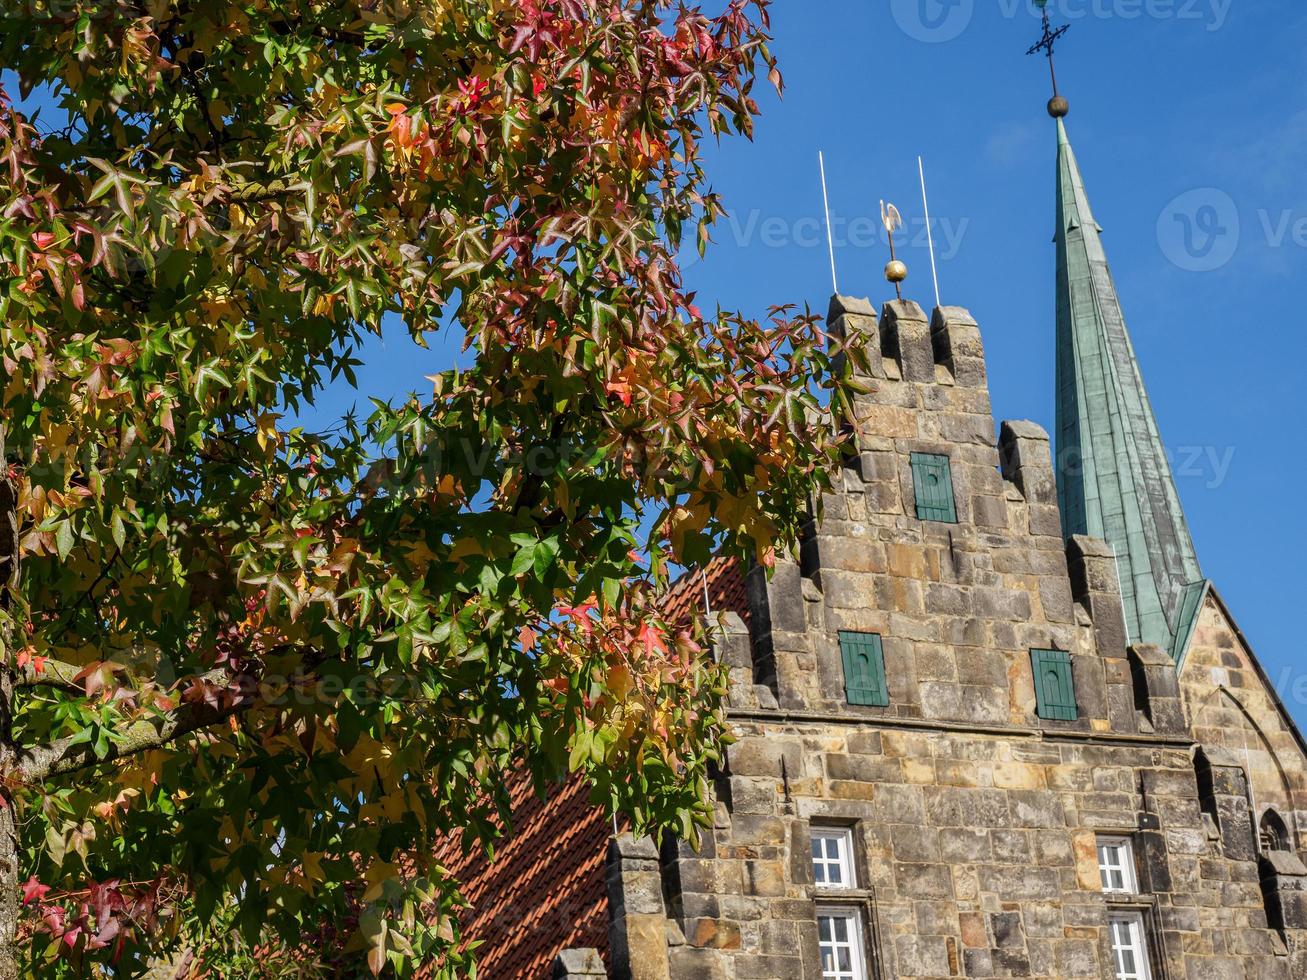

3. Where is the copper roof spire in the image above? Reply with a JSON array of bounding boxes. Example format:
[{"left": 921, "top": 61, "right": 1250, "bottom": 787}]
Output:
[{"left": 1039, "top": 16, "right": 1209, "bottom": 661}]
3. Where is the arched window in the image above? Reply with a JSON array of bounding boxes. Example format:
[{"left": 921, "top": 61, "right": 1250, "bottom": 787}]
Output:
[{"left": 1260, "top": 809, "right": 1291, "bottom": 853}]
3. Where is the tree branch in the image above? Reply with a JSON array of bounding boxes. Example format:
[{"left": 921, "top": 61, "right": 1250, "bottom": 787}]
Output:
[
  {"left": 8, "top": 671, "right": 257, "bottom": 782},
  {"left": 13, "top": 657, "right": 84, "bottom": 691}
]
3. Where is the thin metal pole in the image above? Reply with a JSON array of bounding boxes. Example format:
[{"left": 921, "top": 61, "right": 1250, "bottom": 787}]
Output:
[
  {"left": 818, "top": 150, "right": 838, "bottom": 295},
  {"left": 918, "top": 156, "right": 942, "bottom": 310},
  {"left": 1113, "top": 555, "right": 1133, "bottom": 647}
]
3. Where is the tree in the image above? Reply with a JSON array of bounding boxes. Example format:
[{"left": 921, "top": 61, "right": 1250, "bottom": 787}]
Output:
[{"left": 0, "top": 0, "right": 858, "bottom": 974}]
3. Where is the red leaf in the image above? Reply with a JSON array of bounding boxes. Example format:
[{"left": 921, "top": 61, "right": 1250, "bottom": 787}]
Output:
[
  {"left": 31, "top": 231, "right": 56, "bottom": 251},
  {"left": 518, "top": 625, "right": 537, "bottom": 652},
  {"left": 637, "top": 622, "right": 667, "bottom": 658},
  {"left": 21, "top": 877, "right": 50, "bottom": 905},
  {"left": 605, "top": 378, "right": 632, "bottom": 407}
]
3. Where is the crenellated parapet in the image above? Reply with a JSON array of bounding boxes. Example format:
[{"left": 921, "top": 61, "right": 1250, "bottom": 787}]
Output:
[{"left": 741, "top": 294, "right": 1158, "bottom": 731}]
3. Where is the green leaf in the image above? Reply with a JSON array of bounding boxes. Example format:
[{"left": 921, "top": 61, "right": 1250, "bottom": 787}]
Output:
[
  {"left": 54, "top": 520, "right": 75, "bottom": 560},
  {"left": 510, "top": 541, "right": 537, "bottom": 577},
  {"left": 110, "top": 510, "right": 126, "bottom": 550},
  {"left": 533, "top": 536, "right": 560, "bottom": 579}
]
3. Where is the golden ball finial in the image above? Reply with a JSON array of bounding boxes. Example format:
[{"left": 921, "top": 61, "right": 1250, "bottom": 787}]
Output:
[
  {"left": 885, "top": 259, "right": 908, "bottom": 284},
  {"left": 1048, "top": 95, "right": 1069, "bottom": 118}
]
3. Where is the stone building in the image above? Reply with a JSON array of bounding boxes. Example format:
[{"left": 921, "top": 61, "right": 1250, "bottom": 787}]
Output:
[{"left": 446, "top": 111, "right": 1307, "bottom": 979}]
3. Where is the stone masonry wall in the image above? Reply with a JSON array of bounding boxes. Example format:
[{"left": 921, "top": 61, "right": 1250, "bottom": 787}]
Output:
[
  {"left": 1181, "top": 592, "right": 1307, "bottom": 972},
  {"left": 604, "top": 295, "right": 1307, "bottom": 980}
]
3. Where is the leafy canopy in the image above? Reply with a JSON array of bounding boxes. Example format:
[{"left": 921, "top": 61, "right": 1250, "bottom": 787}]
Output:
[{"left": 0, "top": 0, "right": 858, "bottom": 974}]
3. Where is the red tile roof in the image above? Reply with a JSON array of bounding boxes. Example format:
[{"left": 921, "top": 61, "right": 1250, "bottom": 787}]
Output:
[
  {"left": 425, "top": 773, "right": 612, "bottom": 980},
  {"left": 658, "top": 557, "right": 748, "bottom": 630},
  {"left": 417, "top": 559, "right": 750, "bottom": 978}
]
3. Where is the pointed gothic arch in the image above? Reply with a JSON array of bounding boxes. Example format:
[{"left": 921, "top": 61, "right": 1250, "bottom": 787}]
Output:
[
  {"left": 1194, "top": 686, "right": 1296, "bottom": 816},
  {"left": 1260, "top": 808, "right": 1291, "bottom": 854}
]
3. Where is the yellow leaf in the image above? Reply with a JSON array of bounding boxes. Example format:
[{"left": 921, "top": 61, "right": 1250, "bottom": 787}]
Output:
[
  {"left": 362, "top": 860, "right": 399, "bottom": 902},
  {"left": 608, "top": 663, "right": 633, "bottom": 699},
  {"left": 255, "top": 412, "right": 282, "bottom": 452}
]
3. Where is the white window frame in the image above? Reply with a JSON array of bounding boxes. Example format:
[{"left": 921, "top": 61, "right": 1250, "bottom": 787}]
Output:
[
  {"left": 811, "top": 827, "right": 857, "bottom": 890},
  {"left": 1108, "top": 912, "right": 1153, "bottom": 980},
  {"left": 816, "top": 905, "right": 869, "bottom": 980},
  {"left": 1097, "top": 836, "right": 1139, "bottom": 894}
]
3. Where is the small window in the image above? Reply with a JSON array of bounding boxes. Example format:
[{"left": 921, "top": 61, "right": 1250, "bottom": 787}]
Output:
[
  {"left": 839, "top": 632, "right": 889, "bottom": 708},
  {"left": 817, "top": 908, "right": 868, "bottom": 980},
  {"left": 1108, "top": 912, "right": 1153, "bottom": 980},
  {"left": 811, "top": 828, "right": 857, "bottom": 889},
  {"left": 1260, "top": 809, "right": 1291, "bottom": 853},
  {"left": 1128, "top": 650, "right": 1152, "bottom": 721},
  {"left": 1097, "top": 837, "right": 1139, "bottom": 894},
  {"left": 910, "top": 453, "right": 958, "bottom": 523},
  {"left": 1031, "top": 648, "right": 1077, "bottom": 721},
  {"left": 1193, "top": 748, "right": 1220, "bottom": 828}
]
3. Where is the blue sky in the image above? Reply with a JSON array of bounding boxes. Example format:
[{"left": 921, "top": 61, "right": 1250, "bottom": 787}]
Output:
[
  {"left": 11, "top": 1, "right": 1304, "bottom": 718},
  {"left": 680, "top": 0, "right": 1306, "bottom": 717}
]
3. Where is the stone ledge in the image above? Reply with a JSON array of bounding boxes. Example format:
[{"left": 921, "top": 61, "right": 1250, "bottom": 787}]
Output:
[{"left": 554, "top": 948, "right": 607, "bottom": 978}]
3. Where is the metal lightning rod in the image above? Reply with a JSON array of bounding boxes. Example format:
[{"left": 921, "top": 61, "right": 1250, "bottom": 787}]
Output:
[
  {"left": 918, "top": 156, "right": 942, "bottom": 310},
  {"left": 818, "top": 150, "right": 839, "bottom": 295}
]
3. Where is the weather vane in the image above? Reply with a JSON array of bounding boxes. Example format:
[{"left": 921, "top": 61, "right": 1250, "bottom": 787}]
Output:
[
  {"left": 881, "top": 201, "right": 906, "bottom": 301},
  {"left": 1027, "top": 0, "right": 1070, "bottom": 118}
]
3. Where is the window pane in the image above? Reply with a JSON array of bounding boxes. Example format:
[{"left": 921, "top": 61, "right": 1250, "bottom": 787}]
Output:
[
  {"left": 1119, "top": 946, "right": 1136, "bottom": 973},
  {"left": 817, "top": 910, "right": 866, "bottom": 980},
  {"left": 1109, "top": 915, "right": 1150, "bottom": 980},
  {"left": 812, "top": 830, "right": 857, "bottom": 890},
  {"left": 1097, "top": 838, "right": 1135, "bottom": 893}
]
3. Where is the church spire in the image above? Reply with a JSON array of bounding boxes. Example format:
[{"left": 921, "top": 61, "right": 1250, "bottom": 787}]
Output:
[{"left": 1047, "top": 60, "right": 1207, "bottom": 660}]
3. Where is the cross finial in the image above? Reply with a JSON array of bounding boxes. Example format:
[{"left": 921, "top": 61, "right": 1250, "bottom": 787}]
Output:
[{"left": 1027, "top": 0, "right": 1070, "bottom": 117}]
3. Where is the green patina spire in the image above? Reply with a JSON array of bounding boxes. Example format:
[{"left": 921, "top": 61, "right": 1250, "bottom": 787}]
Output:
[{"left": 1053, "top": 116, "right": 1208, "bottom": 661}]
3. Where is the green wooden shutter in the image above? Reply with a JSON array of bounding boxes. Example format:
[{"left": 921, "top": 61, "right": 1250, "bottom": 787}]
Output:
[
  {"left": 910, "top": 453, "right": 958, "bottom": 523},
  {"left": 839, "top": 631, "right": 889, "bottom": 707},
  {"left": 1031, "top": 649, "right": 1078, "bottom": 721}
]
